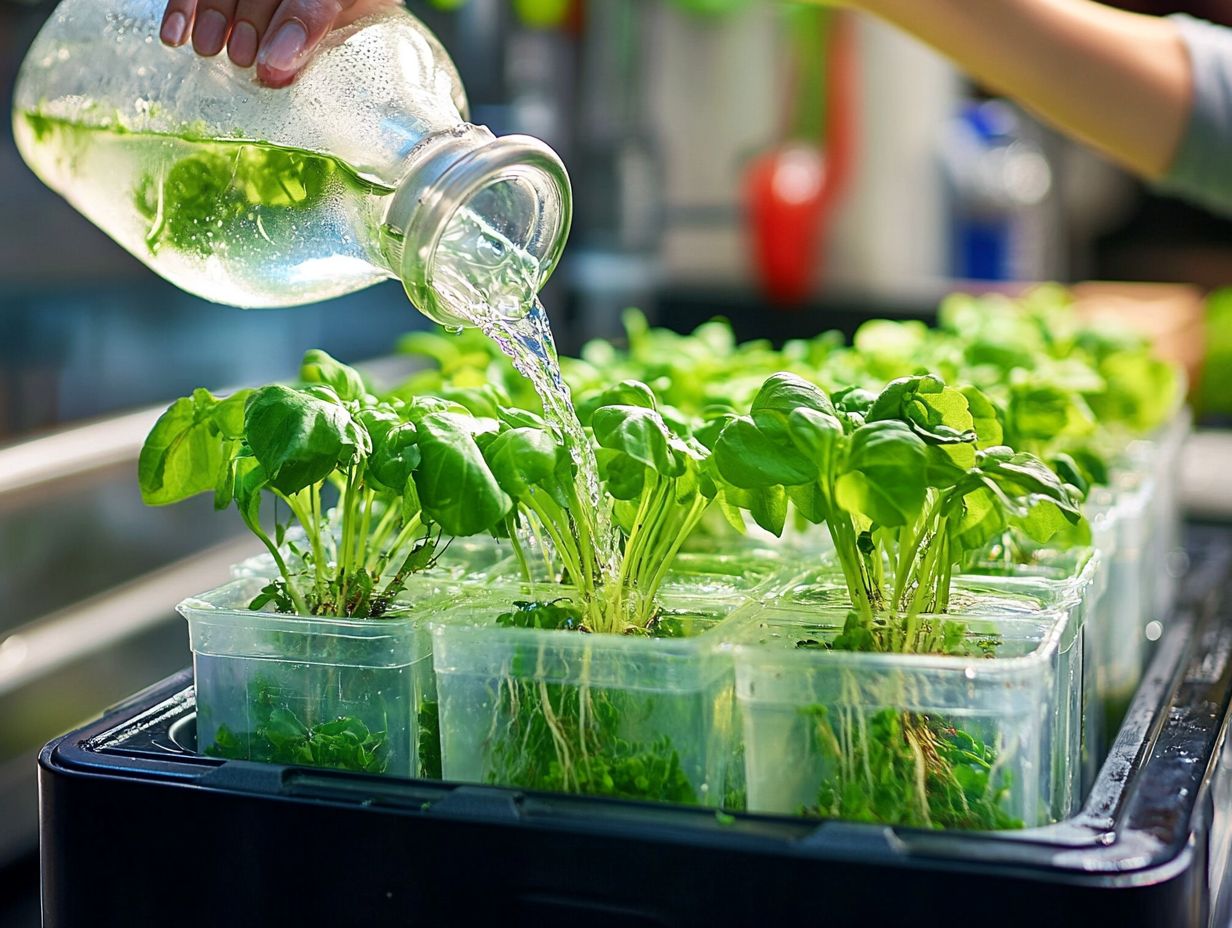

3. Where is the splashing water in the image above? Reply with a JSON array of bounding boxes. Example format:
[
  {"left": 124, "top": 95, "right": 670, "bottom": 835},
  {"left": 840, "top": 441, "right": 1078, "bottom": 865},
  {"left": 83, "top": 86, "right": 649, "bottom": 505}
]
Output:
[{"left": 432, "top": 205, "right": 620, "bottom": 587}]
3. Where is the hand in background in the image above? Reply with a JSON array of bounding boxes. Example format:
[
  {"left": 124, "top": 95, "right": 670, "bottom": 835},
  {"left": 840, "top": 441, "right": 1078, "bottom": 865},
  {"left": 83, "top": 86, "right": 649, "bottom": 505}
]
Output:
[{"left": 160, "top": 0, "right": 402, "bottom": 87}]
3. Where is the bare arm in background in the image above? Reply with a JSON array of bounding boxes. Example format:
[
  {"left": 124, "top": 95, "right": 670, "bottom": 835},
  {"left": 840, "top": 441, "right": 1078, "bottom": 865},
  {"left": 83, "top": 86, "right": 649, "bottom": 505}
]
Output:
[{"left": 835, "top": 0, "right": 1194, "bottom": 181}]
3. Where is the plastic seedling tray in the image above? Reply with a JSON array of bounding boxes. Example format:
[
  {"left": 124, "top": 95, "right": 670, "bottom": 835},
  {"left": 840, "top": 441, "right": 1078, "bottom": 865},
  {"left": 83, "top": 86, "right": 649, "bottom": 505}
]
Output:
[
  {"left": 728, "top": 602, "right": 1078, "bottom": 827},
  {"left": 38, "top": 528, "right": 1232, "bottom": 928},
  {"left": 430, "top": 591, "right": 748, "bottom": 807}
]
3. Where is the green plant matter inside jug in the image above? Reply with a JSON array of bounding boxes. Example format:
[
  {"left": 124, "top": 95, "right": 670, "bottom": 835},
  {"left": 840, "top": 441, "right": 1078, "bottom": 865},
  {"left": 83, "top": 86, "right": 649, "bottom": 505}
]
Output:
[{"left": 16, "top": 111, "right": 396, "bottom": 306}]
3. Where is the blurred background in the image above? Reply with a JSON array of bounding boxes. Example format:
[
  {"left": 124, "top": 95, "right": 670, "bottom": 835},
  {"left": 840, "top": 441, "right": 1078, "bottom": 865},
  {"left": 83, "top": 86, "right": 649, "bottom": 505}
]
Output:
[{"left": 1, "top": 0, "right": 1231, "bottom": 922}]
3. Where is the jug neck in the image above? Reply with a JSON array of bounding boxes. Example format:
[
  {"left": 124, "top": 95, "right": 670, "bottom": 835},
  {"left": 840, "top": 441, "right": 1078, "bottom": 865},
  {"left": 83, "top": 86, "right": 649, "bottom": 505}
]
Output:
[{"left": 381, "top": 126, "right": 572, "bottom": 328}]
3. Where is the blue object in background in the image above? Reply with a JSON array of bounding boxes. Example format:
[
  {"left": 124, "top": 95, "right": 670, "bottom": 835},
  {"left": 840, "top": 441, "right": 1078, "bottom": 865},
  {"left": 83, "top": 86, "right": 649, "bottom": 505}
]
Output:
[{"left": 941, "top": 100, "right": 1054, "bottom": 282}]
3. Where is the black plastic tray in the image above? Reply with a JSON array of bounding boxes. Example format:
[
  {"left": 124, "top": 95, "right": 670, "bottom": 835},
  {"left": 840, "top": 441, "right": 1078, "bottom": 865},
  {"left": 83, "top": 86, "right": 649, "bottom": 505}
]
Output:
[{"left": 39, "top": 528, "right": 1232, "bottom": 927}]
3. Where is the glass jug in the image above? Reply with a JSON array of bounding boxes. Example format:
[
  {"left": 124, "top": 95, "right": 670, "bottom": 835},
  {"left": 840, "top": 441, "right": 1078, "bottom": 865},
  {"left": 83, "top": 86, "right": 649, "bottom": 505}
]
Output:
[{"left": 12, "top": 0, "right": 571, "bottom": 327}]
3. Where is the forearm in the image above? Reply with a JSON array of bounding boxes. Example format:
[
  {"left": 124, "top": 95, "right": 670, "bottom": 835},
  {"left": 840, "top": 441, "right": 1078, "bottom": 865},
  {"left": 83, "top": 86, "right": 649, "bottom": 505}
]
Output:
[{"left": 854, "top": 0, "right": 1193, "bottom": 180}]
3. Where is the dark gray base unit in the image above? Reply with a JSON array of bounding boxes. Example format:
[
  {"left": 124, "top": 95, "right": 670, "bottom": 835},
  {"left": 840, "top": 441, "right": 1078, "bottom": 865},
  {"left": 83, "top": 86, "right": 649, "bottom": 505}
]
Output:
[{"left": 39, "top": 530, "right": 1232, "bottom": 928}]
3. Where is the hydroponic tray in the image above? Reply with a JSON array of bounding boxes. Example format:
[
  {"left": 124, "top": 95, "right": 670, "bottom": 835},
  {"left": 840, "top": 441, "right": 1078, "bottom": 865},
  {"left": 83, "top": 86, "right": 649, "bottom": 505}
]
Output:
[{"left": 39, "top": 527, "right": 1232, "bottom": 928}]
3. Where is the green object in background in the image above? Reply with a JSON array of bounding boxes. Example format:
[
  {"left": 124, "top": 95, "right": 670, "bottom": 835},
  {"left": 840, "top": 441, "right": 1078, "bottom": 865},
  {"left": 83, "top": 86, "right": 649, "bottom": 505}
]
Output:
[
  {"left": 668, "top": 0, "right": 753, "bottom": 15},
  {"left": 514, "top": 0, "right": 571, "bottom": 28},
  {"left": 783, "top": 3, "right": 834, "bottom": 143},
  {"left": 424, "top": 0, "right": 571, "bottom": 28},
  {"left": 1198, "top": 289, "right": 1232, "bottom": 419}
]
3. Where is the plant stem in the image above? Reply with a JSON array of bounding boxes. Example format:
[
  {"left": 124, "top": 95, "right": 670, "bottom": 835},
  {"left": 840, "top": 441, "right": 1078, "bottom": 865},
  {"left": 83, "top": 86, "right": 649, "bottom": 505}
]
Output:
[
  {"left": 239, "top": 505, "right": 310, "bottom": 616},
  {"left": 506, "top": 516, "right": 532, "bottom": 582},
  {"left": 277, "top": 488, "right": 327, "bottom": 608}
]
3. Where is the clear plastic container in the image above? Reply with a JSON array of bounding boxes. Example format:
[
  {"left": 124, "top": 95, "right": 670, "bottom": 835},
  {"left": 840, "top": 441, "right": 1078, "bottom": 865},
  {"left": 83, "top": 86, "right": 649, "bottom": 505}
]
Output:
[
  {"left": 181, "top": 578, "right": 437, "bottom": 777},
  {"left": 1087, "top": 476, "right": 1153, "bottom": 730},
  {"left": 1132, "top": 407, "right": 1192, "bottom": 621},
  {"left": 14, "top": 0, "right": 570, "bottom": 326},
  {"left": 730, "top": 602, "right": 1078, "bottom": 828},
  {"left": 431, "top": 590, "right": 745, "bottom": 807},
  {"left": 778, "top": 560, "right": 1062, "bottom": 617},
  {"left": 958, "top": 548, "right": 1103, "bottom": 790}
]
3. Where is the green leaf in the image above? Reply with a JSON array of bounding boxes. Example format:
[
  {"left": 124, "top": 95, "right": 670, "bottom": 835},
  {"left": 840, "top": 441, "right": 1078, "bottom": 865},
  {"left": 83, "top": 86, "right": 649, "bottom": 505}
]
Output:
[
  {"left": 211, "top": 390, "right": 252, "bottom": 441},
  {"left": 1019, "top": 498, "right": 1088, "bottom": 545},
  {"left": 299, "top": 349, "right": 366, "bottom": 402},
  {"left": 714, "top": 417, "right": 806, "bottom": 488},
  {"left": 484, "top": 427, "right": 567, "bottom": 502},
  {"left": 750, "top": 372, "right": 836, "bottom": 419},
  {"left": 1006, "top": 377, "right": 1095, "bottom": 443},
  {"left": 213, "top": 443, "right": 239, "bottom": 511},
  {"left": 368, "top": 422, "right": 421, "bottom": 494},
  {"left": 715, "top": 489, "right": 749, "bottom": 534},
  {"left": 591, "top": 405, "right": 683, "bottom": 476},
  {"left": 355, "top": 406, "right": 400, "bottom": 446},
  {"left": 832, "top": 386, "right": 877, "bottom": 417},
  {"left": 1050, "top": 453, "right": 1090, "bottom": 498},
  {"left": 711, "top": 378, "right": 835, "bottom": 492},
  {"left": 693, "top": 410, "right": 735, "bottom": 451},
  {"left": 950, "top": 484, "right": 1006, "bottom": 551},
  {"left": 413, "top": 411, "right": 511, "bottom": 536},
  {"left": 971, "top": 447, "right": 1086, "bottom": 542},
  {"left": 244, "top": 385, "right": 369, "bottom": 495},
  {"left": 396, "top": 330, "right": 462, "bottom": 369},
  {"left": 1089, "top": 351, "right": 1181, "bottom": 433},
  {"left": 870, "top": 375, "right": 977, "bottom": 446},
  {"left": 787, "top": 481, "right": 829, "bottom": 525},
  {"left": 785, "top": 407, "right": 844, "bottom": 477},
  {"left": 578, "top": 380, "right": 657, "bottom": 424},
  {"left": 722, "top": 484, "right": 787, "bottom": 536},
  {"left": 959, "top": 386, "right": 1004, "bottom": 448},
  {"left": 232, "top": 454, "right": 267, "bottom": 527},
  {"left": 834, "top": 421, "right": 928, "bottom": 528},
  {"left": 597, "top": 448, "right": 647, "bottom": 501},
  {"left": 263, "top": 707, "right": 308, "bottom": 746},
  {"left": 139, "top": 388, "right": 250, "bottom": 506},
  {"left": 440, "top": 385, "right": 505, "bottom": 420}
]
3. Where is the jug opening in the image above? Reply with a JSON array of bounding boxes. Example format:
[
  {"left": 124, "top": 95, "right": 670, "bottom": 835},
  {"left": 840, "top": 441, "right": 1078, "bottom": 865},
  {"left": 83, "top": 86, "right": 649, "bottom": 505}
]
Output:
[{"left": 390, "top": 134, "right": 572, "bottom": 330}]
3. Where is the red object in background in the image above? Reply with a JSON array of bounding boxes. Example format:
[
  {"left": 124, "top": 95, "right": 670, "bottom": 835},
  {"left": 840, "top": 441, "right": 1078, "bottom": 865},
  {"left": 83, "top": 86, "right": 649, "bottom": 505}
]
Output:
[{"left": 745, "top": 11, "right": 857, "bottom": 307}]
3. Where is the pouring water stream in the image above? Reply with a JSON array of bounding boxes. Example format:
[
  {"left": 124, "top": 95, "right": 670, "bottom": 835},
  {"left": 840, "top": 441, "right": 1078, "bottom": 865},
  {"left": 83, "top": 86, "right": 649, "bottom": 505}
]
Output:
[{"left": 432, "top": 206, "right": 621, "bottom": 593}]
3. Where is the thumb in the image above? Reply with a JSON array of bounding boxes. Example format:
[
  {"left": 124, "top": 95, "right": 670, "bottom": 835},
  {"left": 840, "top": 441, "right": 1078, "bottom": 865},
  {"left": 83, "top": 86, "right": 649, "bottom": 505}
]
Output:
[{"left": 256, "top": 0, "right": 392, "bottom": 87}]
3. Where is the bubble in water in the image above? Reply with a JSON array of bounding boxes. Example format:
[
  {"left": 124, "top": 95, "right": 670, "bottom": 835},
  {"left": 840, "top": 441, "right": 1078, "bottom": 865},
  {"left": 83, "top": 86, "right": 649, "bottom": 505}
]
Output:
[{"left": 492, "top": 294, "right": 525, "bottom": 322}]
